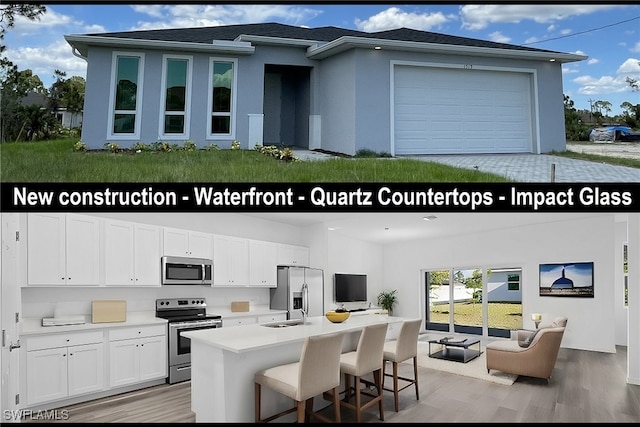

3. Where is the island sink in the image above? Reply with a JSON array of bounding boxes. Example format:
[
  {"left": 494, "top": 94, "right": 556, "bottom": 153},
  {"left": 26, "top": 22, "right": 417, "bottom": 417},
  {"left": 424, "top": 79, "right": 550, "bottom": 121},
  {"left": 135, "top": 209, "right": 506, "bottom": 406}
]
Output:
[{"left": 261, "top": 319, "right": 304, "bottom": 328}]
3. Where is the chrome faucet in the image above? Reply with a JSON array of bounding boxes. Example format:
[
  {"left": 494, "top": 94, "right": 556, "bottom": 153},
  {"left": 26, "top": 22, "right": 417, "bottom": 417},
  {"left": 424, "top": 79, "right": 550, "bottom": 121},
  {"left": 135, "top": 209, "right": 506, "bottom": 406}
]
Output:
[{"left": 299, "top": 308, "right": 308, "bottom": 324}]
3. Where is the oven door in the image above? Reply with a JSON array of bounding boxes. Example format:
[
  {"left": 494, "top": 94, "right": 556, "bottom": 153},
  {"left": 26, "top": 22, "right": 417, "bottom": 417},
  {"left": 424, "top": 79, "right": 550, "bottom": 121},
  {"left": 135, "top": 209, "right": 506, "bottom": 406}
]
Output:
[{"left": 168, "top": 320, "right": 220, "bottom": 367}]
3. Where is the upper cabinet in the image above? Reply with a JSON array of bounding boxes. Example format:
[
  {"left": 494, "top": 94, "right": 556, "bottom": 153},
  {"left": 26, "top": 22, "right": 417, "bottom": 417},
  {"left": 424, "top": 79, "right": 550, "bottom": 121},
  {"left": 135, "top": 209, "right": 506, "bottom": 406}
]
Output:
[
  {"left": 27, "top": 213, "right": 100, "bottom": 286},
  {"left": 213, "top": 235, "right": 249, "bottom": 286},
  {"left": 249, "top": 240, "right": 277, "bottom": 287},
  {"left": 163, "top": 227, "right": 212, "bottom": 259},
  {"left": 104, "top": 219, "right": 161, "bottom": 286},
  {"left": 276, "top": 244, "right": 310, "bottom": 267}
]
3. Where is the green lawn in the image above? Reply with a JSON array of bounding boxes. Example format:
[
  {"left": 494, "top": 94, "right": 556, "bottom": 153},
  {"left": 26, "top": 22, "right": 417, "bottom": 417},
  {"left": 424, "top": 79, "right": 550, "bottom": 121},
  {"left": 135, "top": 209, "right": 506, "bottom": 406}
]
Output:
[
  {"left": 0, "top": 138, "right": 511, "bottom": 182},
  {"left": 430, "top": 302, "right": 523, "bottom": 330}
]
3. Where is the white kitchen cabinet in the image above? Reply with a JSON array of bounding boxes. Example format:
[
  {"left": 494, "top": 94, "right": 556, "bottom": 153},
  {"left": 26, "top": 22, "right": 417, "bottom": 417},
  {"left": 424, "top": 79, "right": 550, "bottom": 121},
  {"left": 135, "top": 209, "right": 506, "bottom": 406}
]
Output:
[
  {"left": 163, "top": 227, "right": 212, "bottom": 259},
  {"left": 249, "top": 240, "right": 277, "bottom": 287},
  {"left": 213, "top": 235, "right": 249, "bottom": 286},
  {"left": 276, "top": 244, "right": 309, "bottom": 267},
  {"left": 108, "top": 325, "right": 167, "bottom": 388},
  {"left": 25, "top": 331, "right": 105, "bottom": 405},
  {"left": 27, "top": 213, "right": 100, "bottom": 286},
  {"left": 104, "top": 219, "right": 161, "bottom": 286}
]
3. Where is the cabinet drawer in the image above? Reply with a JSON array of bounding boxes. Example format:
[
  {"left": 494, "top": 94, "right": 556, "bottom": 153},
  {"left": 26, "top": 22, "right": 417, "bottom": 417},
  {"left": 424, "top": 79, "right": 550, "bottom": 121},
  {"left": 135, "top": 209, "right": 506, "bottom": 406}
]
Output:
[
  {"left": 108, "top": 324, "right": 167, "bottom": 341},
  {"left": 223, "top": 317, "right": 257, "bottom": 327},
  {"left": 26, "top": 330, "right": 104, "bottom": 351}
]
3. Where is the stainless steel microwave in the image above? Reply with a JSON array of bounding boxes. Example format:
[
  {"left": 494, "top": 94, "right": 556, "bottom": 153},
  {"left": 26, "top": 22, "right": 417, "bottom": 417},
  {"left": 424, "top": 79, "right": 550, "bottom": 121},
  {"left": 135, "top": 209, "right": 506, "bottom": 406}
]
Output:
[{"left": 161, "top": 256, "right": 213, "bottom": 286}]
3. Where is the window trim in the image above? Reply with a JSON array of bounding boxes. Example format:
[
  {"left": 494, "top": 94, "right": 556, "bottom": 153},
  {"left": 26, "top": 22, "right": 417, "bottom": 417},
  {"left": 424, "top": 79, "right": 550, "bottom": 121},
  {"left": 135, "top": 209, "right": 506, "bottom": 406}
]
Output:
[
  {"left": 107, "top": 51, "right": 145, "bottom": 140},
  {"left": 206, "top": 57, "right": 238, "bottom": 140},
  {"left": 158, "top": 54, "right": 193, "bottom": 140}
]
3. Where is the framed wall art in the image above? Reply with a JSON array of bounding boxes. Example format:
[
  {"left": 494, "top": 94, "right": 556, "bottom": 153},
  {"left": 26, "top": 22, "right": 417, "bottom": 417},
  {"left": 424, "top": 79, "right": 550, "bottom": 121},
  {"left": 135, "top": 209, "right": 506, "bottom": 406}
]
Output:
[{"left": 539, "top": 262, "right": 594, "bottom": 298}]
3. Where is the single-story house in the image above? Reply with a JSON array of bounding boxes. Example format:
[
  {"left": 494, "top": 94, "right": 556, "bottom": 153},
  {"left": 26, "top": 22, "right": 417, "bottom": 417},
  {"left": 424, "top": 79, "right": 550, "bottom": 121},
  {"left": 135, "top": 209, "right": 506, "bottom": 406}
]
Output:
[
  {"left": 64, "top": 23, "right": 586, "bottom": 155},
  {"left": 20, "top": 91, "right": 83, "bottom": 129}
]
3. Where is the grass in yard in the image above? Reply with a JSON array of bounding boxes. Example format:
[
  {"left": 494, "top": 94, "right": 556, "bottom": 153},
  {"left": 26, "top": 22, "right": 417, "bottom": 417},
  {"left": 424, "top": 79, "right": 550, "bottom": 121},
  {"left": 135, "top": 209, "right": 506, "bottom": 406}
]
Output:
[
  {"left": 0, "top": 138, "right": 510, "bottom": 182},
  {"left": 430, "top": 302, "right": 523, "bottom": 330},
  {"left": 552, "top": 143, "right": 640, "bottom": 169}
]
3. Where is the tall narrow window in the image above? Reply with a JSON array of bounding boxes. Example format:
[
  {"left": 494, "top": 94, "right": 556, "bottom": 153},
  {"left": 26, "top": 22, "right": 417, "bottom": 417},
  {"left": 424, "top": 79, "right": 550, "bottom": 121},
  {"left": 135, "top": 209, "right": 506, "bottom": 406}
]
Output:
[
  {"left": 208, "top": 59, "right": 236, "bottom": 138},
  {"left": 109, "top": 53, "right": 144, "bottom": 138},
  {"left": 160, "top": 55, "right": 191, "bottom": 138}
]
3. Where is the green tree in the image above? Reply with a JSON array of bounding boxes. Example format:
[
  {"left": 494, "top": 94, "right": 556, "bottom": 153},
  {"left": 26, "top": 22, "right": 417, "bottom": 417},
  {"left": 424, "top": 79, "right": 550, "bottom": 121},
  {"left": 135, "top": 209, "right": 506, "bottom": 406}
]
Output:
[
  {"left": 620, "top": 101, "right": 639, "bottom": 128},
  {"left": 48, "top": 69, "right": 85, "bottom": 129},
  {"left": 0, "top": 4, "right": 47, "bottom": 142},
  {"left": 564, "top": 94, "right": 590, "bottom": 141}
]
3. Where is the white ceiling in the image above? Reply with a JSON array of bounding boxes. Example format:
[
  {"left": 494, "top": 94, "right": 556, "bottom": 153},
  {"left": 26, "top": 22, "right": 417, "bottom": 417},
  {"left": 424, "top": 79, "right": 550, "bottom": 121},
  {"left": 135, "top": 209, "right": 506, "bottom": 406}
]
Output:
[{"left": 243, "top": 212, "right": 614, "bottom": 244}]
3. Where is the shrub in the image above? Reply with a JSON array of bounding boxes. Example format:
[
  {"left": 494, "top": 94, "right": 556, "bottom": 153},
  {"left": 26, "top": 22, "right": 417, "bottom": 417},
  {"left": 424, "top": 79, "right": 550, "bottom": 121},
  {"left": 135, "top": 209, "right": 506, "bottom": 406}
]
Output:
[
  {"left": 73, "top": 141, "right": 87, "bottom": 152},
  {"left": 132, "top": 142, "right": 150, "bottom": 152},
  {"left": 204, "top": 143, "right": 219, "bottom": 151},
  {"left": 104, "top": 142, "right": 120, "bottom": 153},
  {"left": 183, "top": 140, "right": 197, "bottom": 151},
  {"left": 231, "top": 140, "right": 241, "bottom": 150},
  {"left": 355, "top": 149, "right": 393, "bottom": 158}
]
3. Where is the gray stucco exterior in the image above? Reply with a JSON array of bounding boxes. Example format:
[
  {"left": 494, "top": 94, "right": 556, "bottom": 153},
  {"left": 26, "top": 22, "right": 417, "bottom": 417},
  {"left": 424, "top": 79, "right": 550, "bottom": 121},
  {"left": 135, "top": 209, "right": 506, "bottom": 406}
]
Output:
[{"left": 66, "top": 23, "right": 585, "bottom": 155}]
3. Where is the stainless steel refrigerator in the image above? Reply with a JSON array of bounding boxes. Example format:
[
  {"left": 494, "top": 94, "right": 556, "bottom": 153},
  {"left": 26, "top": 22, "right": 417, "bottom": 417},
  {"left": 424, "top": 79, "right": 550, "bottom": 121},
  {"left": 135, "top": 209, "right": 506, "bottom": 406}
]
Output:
[{"left": 271, "top": 266, "right": 324, "bottom": 320}]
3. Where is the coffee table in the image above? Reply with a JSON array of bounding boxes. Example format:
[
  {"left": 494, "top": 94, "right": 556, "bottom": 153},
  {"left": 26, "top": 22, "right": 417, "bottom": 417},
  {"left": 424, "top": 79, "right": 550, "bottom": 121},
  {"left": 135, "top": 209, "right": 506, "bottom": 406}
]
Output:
[{"left": 427, "top": 337, "right": 482, "bottom": 363}]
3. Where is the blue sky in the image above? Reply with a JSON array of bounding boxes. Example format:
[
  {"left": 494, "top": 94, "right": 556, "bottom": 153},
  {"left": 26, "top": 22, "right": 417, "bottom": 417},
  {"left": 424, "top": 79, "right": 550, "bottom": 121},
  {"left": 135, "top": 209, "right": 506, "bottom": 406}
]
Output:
[{"left": 3, "top": 3, "right": 639, "bottom": 115}]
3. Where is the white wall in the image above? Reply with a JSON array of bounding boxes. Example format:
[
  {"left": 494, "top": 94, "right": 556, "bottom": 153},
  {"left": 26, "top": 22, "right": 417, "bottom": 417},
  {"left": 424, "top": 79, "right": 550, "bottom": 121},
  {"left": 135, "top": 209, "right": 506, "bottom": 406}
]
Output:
[
  {"left": 325, "top": 232, "right": 384, "bottom": 311},
  {"left": 383, "top": 214, "right": 616, "bottom": 353}
]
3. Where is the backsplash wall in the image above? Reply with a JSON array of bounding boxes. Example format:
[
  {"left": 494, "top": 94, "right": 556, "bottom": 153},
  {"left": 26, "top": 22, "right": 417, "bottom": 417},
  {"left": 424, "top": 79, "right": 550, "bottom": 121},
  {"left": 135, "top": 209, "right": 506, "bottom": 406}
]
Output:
[{"left": 21, "top": 286, "right": 270, "bottom": 319}]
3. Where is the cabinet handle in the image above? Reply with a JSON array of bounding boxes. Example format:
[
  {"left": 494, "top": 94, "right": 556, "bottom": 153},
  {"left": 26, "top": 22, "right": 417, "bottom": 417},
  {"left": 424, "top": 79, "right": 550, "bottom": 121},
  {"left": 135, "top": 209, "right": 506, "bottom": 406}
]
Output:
[{"left": 63, "top": 354, "right": 66, "bottom": 357}]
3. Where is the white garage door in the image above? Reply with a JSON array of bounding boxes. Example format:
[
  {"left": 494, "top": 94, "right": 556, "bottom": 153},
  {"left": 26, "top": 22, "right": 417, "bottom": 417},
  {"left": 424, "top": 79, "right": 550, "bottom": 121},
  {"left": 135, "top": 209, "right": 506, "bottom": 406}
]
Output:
[{"left": 393, "top": 66, "right": 533, "bottom": 155}]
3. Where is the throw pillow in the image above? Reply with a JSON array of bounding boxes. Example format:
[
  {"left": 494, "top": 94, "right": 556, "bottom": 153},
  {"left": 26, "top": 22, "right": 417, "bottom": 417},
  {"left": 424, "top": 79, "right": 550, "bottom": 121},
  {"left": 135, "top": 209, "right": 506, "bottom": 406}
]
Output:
[{"left": 518, "top": 329, "right": 539, "bottom": 348}]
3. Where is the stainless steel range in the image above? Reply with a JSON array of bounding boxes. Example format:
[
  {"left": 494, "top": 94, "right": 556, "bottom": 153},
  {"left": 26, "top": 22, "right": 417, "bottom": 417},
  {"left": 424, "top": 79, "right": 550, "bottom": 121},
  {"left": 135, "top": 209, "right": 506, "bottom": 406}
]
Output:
[{"left": 155, "top": 298, "right": 222, "bottom": 384}]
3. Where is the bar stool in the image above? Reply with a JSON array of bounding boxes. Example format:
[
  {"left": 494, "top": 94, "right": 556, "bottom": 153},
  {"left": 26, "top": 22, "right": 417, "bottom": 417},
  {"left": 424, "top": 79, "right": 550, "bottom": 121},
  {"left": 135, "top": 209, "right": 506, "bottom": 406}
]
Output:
[
  {"left": 339, "top": 323, "right": 388, "bottom": 422},
  {"left": 382, "top": 318, "right": 422, "bottom": 412},
  {"left": 254, "top": 332, "right": 344, "bottom": 423}
]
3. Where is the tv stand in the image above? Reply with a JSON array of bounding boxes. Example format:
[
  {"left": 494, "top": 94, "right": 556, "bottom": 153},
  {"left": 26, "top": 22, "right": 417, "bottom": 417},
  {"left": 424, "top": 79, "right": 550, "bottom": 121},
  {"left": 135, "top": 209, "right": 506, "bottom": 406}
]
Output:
[{"left": 348, "top": 308, "right": 367, "bottom": 313}]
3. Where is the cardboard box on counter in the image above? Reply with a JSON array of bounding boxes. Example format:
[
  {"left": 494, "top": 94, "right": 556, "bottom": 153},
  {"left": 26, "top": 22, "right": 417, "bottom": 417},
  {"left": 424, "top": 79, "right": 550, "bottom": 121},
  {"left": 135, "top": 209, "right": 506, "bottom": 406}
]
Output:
[
  {"left": 230, "top": 301, "right": 250, "bottom": 312},
  {"left": 92, "top": 300, "right": 127, "bottom": 323}
]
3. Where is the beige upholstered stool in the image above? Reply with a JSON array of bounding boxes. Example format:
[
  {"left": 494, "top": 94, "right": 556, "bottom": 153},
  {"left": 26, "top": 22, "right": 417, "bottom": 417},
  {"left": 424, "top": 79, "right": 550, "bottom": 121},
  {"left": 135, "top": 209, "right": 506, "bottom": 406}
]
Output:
[
  {"left": 382, "top": 318, "right": 421, "bottom": 412},
  {"left": 339, "top": 323, "right": 388, "bottom": 422},
  {"left": 254, "top": 332, "right": 344, "bottom": 423}
]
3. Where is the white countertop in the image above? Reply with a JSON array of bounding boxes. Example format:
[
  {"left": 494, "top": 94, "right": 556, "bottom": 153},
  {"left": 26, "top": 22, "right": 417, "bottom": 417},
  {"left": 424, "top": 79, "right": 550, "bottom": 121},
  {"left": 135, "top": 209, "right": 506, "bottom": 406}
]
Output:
[
  {"left": 21, "top": 311, "right": 167, "bottom": 336},
  {"left": 183, "top": 313, "right": 403, "bottom": 353}
]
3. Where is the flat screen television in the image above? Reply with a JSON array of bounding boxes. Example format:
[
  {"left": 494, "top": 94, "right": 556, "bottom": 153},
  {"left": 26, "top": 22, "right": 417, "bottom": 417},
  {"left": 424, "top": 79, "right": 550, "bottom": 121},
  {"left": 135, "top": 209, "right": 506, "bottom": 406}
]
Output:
[{"left": 334, "top": 273, "right": 367, "bottom": 303}]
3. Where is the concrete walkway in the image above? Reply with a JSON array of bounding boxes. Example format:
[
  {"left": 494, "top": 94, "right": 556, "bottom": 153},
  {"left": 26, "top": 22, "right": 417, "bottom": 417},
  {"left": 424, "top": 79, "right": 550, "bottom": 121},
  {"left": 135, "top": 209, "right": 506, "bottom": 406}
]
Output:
[
  {"left": 404, "top": 154, "right": 640, "bottom": 183},
  {"left": 292, "top": 149, "right": 640, "bottom": 182}
]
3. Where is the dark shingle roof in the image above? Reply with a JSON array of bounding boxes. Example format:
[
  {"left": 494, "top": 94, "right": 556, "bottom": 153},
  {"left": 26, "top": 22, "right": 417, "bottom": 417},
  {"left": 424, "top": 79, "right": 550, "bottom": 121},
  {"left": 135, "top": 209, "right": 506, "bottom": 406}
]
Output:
[{"left": 89, "top": 22, "right": 561, "bottom": 55}]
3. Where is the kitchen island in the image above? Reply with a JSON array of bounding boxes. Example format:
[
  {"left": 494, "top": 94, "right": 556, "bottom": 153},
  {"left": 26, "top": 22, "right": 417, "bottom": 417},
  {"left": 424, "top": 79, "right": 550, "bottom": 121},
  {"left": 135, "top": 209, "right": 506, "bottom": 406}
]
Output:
[{"left": 183, "top": 313, "right": 405, "bottom": 422}]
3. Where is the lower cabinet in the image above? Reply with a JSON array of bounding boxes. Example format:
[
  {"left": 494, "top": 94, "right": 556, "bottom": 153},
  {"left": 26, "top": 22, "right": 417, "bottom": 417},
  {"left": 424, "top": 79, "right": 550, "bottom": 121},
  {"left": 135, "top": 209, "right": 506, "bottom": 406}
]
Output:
[
  {"left": 25, "top": 332, "right": 105, "bottom": 406},
  {"left": 108, "top": 325, "right": 167, "bottom": 388},
  {"left": 23, "top": 324, "right": 167, "bottom": 408}
]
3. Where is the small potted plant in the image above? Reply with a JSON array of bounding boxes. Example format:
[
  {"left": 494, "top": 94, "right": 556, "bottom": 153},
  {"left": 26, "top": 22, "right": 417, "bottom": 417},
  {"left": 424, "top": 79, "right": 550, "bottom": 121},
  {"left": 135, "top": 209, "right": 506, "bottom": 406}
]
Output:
[{"left": 377, "top": 289, "right": 398, "bottom": 316}]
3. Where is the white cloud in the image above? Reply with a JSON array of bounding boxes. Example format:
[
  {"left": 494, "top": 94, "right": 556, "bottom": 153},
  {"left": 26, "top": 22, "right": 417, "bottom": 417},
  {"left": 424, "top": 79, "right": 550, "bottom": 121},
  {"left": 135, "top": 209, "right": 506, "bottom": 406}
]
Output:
[
  {"left": 617, "top": 58, "right": 640, "bottom": 74},
  {"left": 6, "top": 8, "right": 73, "bottom": 35},
  {"left": 573, "top": 58, "right": 640, "bottom": 95},
  {"left": 524, "top": 36, "right": 540, "bottom": 44},
  {"left": 588, "top": 58, "right": 600, "bottom": 65},
  {"left": 354, "top": 7, "right": 453, "bottom": 32},
  {"left": 128, "top": 4, "right": 322, "bottom": 31},
  {"left": 560, "top": 28, "right": 572, "bottom": 35},
  {"left": 563, "top": 67, "right": 580, "bottom": 74},
  {"left": 5, "top": 39, "right": 87, "bottom": 86},
  {"left": 460, "top": 4, "right": 623, "bottom": 31},
  {"left": 488, "top": 31, "right": 510, "bottom": 43},
  {"left": 631, "top": 41, "right": 640, "bottom": 53}
]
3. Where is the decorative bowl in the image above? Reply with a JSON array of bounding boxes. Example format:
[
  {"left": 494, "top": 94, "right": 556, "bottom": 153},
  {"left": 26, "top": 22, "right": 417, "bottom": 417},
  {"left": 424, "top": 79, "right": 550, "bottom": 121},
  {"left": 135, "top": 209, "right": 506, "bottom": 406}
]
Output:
[{"left": 325, "top": 311, "right": 350, "bottom": 323}]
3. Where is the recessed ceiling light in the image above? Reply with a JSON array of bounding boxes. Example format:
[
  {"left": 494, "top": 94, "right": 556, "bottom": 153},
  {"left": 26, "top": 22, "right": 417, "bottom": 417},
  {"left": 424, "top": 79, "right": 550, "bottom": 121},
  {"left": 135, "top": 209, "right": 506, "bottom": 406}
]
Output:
[
  {"left": 374, "top": 46, "right": 382, "bottom": 50},
  {"left": 549, "top": 58, "right": 556, "bottom": 62},
  {"left": 327, "top": 227, "right": 339, "bottom": 231},
  {"left": 423, "top": 215, "right": 438, "bottom": 221},
  {"left": 384, "top": 227, "right": 390, "bottom": 230}
]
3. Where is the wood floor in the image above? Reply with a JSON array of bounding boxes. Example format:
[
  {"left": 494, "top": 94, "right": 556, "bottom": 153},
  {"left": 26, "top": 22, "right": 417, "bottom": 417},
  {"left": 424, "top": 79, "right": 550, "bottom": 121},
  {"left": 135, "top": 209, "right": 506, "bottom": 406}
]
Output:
[{"left": 30, "top": 345, "right": 640, "bottom": 423}]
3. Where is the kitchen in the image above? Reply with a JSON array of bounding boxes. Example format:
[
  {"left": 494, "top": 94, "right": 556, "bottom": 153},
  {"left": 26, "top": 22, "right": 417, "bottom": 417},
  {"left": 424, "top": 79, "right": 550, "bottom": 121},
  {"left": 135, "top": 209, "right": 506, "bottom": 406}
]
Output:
[{"left": 2, "top": 211, "right": 382, "bottom": 417}]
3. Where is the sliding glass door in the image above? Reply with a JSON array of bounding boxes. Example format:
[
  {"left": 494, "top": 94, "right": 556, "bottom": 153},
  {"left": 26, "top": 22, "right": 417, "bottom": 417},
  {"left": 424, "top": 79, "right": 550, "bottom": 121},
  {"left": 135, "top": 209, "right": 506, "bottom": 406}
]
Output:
[
  {"left": 486, "top": 268, "right": 522, "bottom": 337},
  {"left": 424, "top": 266, "right": 522, "bottom": 337}
]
